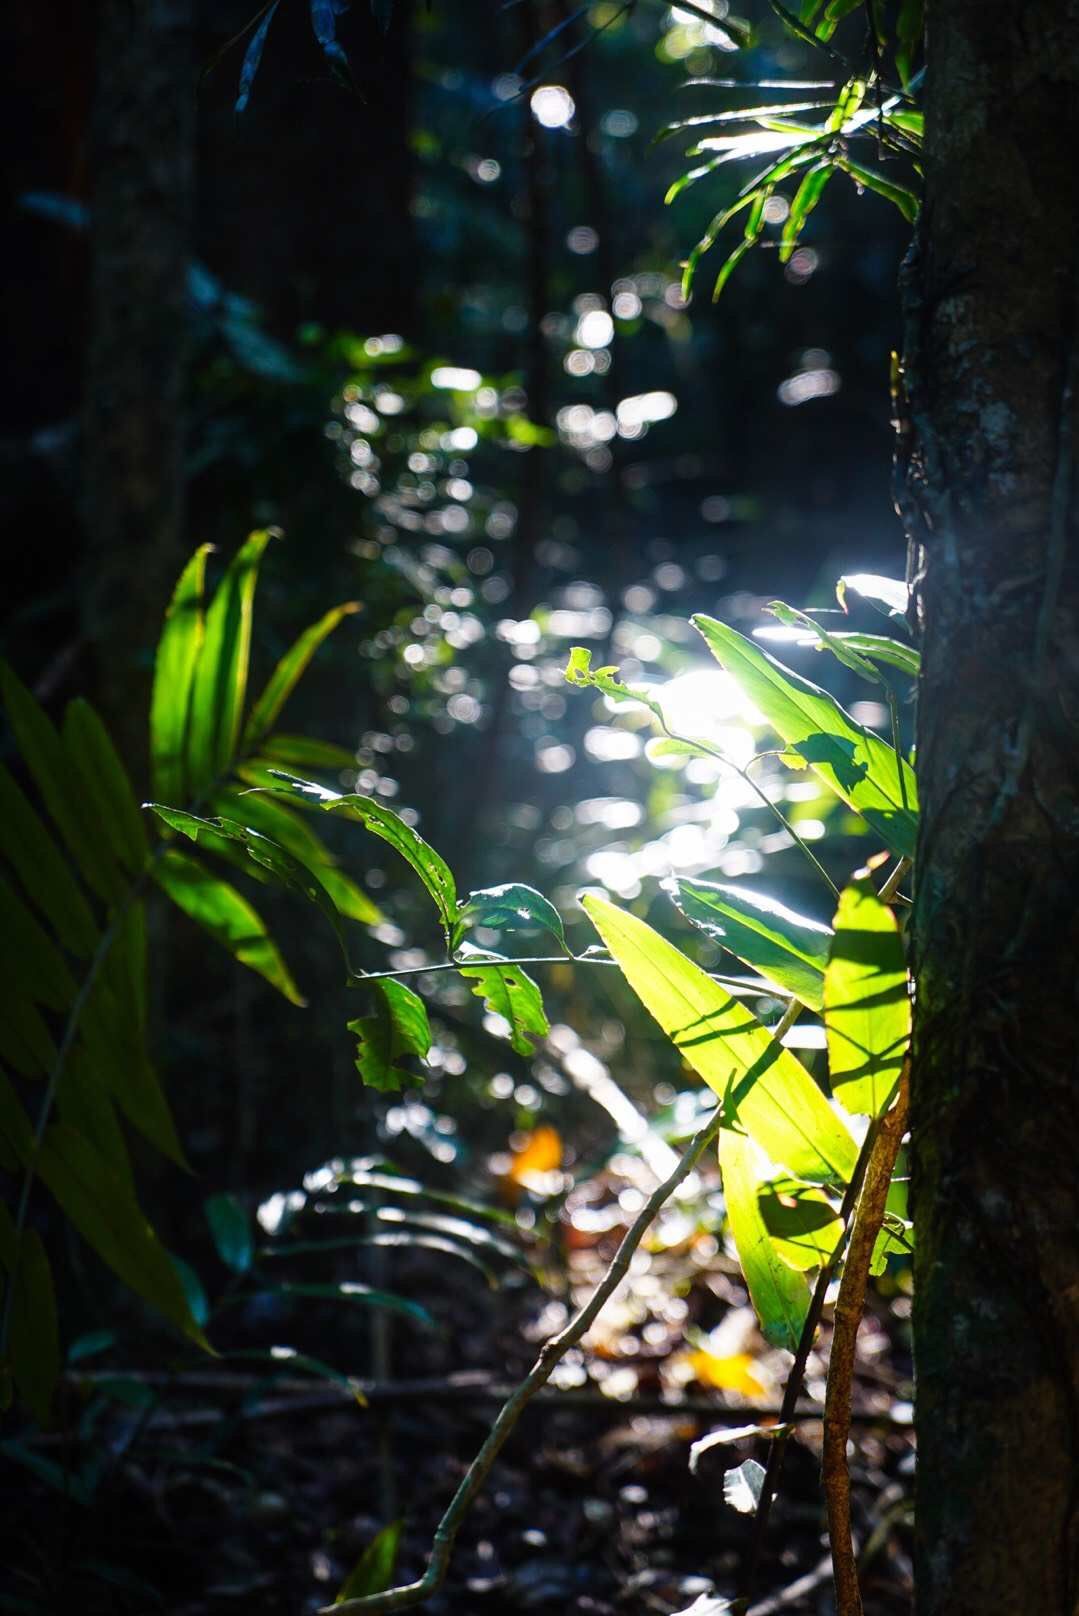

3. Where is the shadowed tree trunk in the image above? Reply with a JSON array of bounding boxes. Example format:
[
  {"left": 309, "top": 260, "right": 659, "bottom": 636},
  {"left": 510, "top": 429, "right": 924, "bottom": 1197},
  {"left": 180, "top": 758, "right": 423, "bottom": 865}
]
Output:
[
  {"left": 83, "top": 0, "right": 196, "bottom": 766},
  {"left": 902, "top": 3, "right": 1079, "bottom": 1612}
]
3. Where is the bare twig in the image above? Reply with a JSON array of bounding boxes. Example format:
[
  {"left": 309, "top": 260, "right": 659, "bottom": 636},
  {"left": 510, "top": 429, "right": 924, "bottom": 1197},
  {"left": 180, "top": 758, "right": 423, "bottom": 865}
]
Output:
[
  {"left": 822, "top": 1070, "right": 910, "bottom": 1616},
  {"left": 741, "top": 1108, "right": 883, "bottom": 1603},
  {"left": 324, "top": 1101, "right": 729, "bottom": 1613}
]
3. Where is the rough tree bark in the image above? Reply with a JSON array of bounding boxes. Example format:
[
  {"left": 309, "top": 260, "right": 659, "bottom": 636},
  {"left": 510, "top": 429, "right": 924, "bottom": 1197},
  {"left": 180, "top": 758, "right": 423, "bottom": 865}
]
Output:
[
  {"left": 902, "top": 3, "right": 1079, "bottom": 1612},
  {"left": 83, "top": 0, "right": 196, "bottom": 763}
]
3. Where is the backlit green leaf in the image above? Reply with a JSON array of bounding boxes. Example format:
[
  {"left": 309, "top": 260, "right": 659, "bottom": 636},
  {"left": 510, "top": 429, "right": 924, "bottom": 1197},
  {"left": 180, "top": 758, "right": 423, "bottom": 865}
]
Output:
[
  {"left": 349, "top": 980, "right": 431, "bottom": 1092},
  {"left": 835, "top": 572, "right": 909, "bottom": 619},
  {"left": 0, "top": 873, "right": 77, "bottom": 1011},
  {"left": 149, "top": 805, "right": 347, "bottom": 966},
  {"left": 187, "top": 531, "right": 274, "bottom": 792},
  {"left": 454, "top": 883, "right": 566, "bottom": 951},
  {"left": 824, "top": 875, "right": 910, "bottom": 1115},
  {"left": 780, "top": 160, "right": 832, "bottom": 262},
  {"left": 154, "top": 845, "right": 305, "bottom": 1006},
  {"left": 666, "top": 876, "right": 831, "bottom": 1010},
  {"left": 719, "top": 1130, "right": 810, "bottom": 1349},
  {"left": 212, "top": 789, "right": 380, "bottom": 925},
  {"left": 758, "top": 1174, "right": 842, "bottom": 1269},
  {"left": 267, "top": 774, "right": 458, "bottom": 935},
  {"left": 692, "top": 615, "right": 918, "bottom": 859},
  {"left": 242, "top": 601, "right": 359, "bottom": 753},
  {"left": 150, "top": 544, "right": 211, "bottom": 802},
  {"left": 582, "top": 895, "right": 857, "bottom": 1182},
  {"left": 458, "top": 950, "right": 550, "bottom": 1057}
]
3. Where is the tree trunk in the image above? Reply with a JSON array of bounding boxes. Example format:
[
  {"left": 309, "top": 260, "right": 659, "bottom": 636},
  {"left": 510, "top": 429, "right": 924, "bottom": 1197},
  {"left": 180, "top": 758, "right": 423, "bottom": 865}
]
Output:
[
  {"left": 83, "top": 0, "right": 196, "bottom": 767},
  {"left": 903, "top": 4, "right": 1079, "bottom": 1612}
]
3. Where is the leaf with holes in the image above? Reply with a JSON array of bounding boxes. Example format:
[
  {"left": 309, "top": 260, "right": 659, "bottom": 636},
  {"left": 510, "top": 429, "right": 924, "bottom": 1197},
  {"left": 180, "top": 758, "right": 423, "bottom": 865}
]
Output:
[{"left": 349, "top": 980, "right": 431, "bottom": 1092}]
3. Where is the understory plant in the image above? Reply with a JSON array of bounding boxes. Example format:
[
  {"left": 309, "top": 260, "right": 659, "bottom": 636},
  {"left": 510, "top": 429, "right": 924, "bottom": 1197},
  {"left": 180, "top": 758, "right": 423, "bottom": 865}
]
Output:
[{"left": 133, "top": 565, "right": 918, "bottom": 1613}]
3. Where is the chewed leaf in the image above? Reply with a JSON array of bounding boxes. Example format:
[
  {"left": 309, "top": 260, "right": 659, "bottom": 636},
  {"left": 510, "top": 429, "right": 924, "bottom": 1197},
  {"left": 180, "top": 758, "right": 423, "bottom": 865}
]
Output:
[
  {"left": 454, "top": 883, "right": 566, "bottom": 951},
  {"left": 267, "top": 774, "right": 458, "bottom": 936},
  {"left": 563, "top": 647, "right": 664, "bottom": 723},
  {"left": 349, "top": 980, "right": 431, "bottom": 1092},
  {"left": 458, "top": 948, "right": 550, "bottom": 1057}
]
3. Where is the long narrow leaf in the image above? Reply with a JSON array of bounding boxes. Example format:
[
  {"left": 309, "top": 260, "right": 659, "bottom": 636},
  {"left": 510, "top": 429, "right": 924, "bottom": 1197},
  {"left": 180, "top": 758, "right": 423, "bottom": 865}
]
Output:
[
  {"left": 187, "top": 531, "right": 274, "bottom": 794},
  {"left": 242, "top": 601, "right": 359, "bottom": 754},
  {"left": 719, "top": 1128, "right": 810, "bottom": 1349},
  {"left": 0, "top": 766, "right": 98, "bottom": 956},
  {"left": 62, "top": 699, "right": 148, "bottom": 873},
  {"left": 150, "top": 544, "right": 211, "bottom": 802},
  {"left": 666, "top": 876, "right": 831, "bottom": 1010},
  {"left": 824, "top": 875, "right": 910, "bottom": 1115},
  {"left": 692, "top": 615, "right": 918, "bottom": 859},
  {"left": 154, "top": 845, "right": 305, "bottom": 1005},
  {"left": 582, "top": 895, "right": 857, "bottom": 1182},
  {"left": 0, "top": 664, "right": 125, "bottom": 903}
]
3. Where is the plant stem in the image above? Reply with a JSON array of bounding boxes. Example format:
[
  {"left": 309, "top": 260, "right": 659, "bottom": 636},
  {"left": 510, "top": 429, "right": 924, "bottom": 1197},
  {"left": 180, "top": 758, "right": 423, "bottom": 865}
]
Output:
[
  {"left": 741, "top": 1108, "right": 884, "bottom": 1603},
  {"left": 325, "top": 1101, "right": 729, "bottom": 1614},
  {"left": 822, "top": 1070, "right": 910, "bottom": 1616}
]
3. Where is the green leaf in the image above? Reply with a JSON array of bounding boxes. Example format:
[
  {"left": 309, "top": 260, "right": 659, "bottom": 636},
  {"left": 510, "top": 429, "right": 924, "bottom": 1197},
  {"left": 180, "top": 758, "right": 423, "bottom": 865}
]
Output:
[
  {"left": 154, "top": 845, "right": 305, "bottom": 1006},
  {"left": 150, "top": 805, "right": 348, "bottom": 966},
  {"left": 149, "top": 544, "right": 211, "bottom": 803},
  {"left": 780, "top": 160, "right": 833, "bottom": 262},
  {"left": 336, "top": 1521, "right": 402, "bottom": 1604},
  {"left": 824, "top": 875, "right": 910, "bottom": 1116},
  {"left": 895, "top": 0, "right": 923, "bottom": 87},
  {"left": 563, "top": 648, "right": 664, "bottom": 723},
  {"left": 0, "top": 766, "right": 98, "bottom": 957},
  {"left": 0, "top": 1079, "right": 210, "bottom": 1350},
  {"left": 719, "top": 1130, "right": 810, "bottom": 1350},
  {"left": 0, "top": 1207, "right": 60, "bottom": 1425},
  {"left": 758, "top": 1175, "right": 842, "bottom": 1270},
  {"left": 57, "top": 1052, "right": 136, "bottom": 1195},
  {"left": 212, "top": 789, "right": 380, "bottom": 925},
  {"left": 170, "top": 1254, "right": 210, "bottom": 1328},
  {"left": 816, "top": 0, "right": 862, "bottom": 40},
  {"left": 692, "top": 615, "right": 918, "bottom": 859},
  {"left": 0, "top": 663, "right": 125, "bottom": 903},
  {"left": 205, "top": 1193, "right": 253, "bottom": 1273},
  {"left": 766, "top": 601, "right": 884, "bottom": 683},
  {"left": 242, "top": 602, "right": 360, "bottom": 754},
  {"left": 0, "top": 873, "right": 77, "bottom": 1012},
  {"left": 270, "top": 1282, "right": 435, "bottom": 1328},
  {"left": 349, "top": 980, "right": 431, "bottom": 1092},
  {"left": 258, "top": 734, "right": 358, "bottom": 772},
  {"left": 267, "top": 774, "right": 458, "bottom": 936},
  {"left": 453, "top": 883, "right": 566, "bottom": 952},
  {"left": 458, "top": 950, "right": 550, "bottom": 1057},
  {"left": 798, "top": 630, "right": 920, "bottom": 679},
  {"left": 0, "top": 982, "right": 57, "bottom": 1077},
  {"left": 187, "top": 531, "right": 274, "bottom": 793},
  {"left": 835, "top": 572, "right": 909, "bottom": 619},
  {"left": 581, "top": 895, "right": 857, "bottom": 1183},
  {"left": 666, "top": 876, "right": 832, "bottom": 1011},
  {"left": 61, "top": 700, "right": 148, "bottom": 872},
  {"left": 836, "top": 156, "right": 919, "bottom": 222},
  {"left": 712, "top": 238, "right": 753, "bottom": 302}
]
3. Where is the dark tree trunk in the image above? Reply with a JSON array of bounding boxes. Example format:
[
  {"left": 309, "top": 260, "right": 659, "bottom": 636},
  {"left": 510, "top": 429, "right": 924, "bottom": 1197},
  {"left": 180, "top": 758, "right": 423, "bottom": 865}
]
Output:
[
  {"left": 903, "top": 3, "right": 1079, "bottom": 1612},
  {"left": 83, "top": 0, "right": 196, "bottom": 764}
]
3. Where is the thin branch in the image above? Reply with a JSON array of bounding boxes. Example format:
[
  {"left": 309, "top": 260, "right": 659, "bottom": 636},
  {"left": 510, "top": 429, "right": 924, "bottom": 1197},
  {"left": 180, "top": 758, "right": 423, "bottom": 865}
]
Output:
[
  {"left": 741, "top": 1109, "right": 883, "bottom": 1603},
  {"left": 324, "top": 1101, "right": 729, "bottom": 1614},
  {"left": 351, "top": 955, "right": 793, "bottom": 998},
  {"left": 822, "top": 1070, "right": 910, "bottom": 1616}
]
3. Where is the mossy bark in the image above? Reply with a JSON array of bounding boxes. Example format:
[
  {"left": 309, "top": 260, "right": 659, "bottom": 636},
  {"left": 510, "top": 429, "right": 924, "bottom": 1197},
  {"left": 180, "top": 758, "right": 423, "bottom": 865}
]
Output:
[{"left": 901, "top": 4, "right": 1079, "bottom": 1612}]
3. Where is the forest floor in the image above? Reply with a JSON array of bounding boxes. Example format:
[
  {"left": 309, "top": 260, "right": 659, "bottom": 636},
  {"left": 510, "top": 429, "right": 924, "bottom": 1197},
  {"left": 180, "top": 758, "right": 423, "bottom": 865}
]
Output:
[{"left": 1, "top": 1152, "right": 915, "bottom": 1615}]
